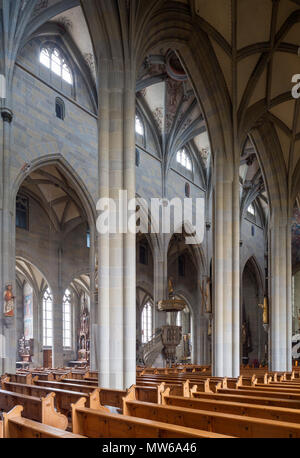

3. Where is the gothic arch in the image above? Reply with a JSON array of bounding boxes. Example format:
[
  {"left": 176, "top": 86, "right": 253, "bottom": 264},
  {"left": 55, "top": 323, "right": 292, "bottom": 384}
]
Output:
[
  {"left": 12, "top": 151, "right": 97, "bottom": 231},
  {"left": 242, "top": 256, "right": 264, "bottom": 302}
]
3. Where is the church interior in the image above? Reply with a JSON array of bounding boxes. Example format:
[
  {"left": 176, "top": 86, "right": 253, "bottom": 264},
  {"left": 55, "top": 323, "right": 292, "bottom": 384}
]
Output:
[{"left": 0, "top": 0, "right": 300, "bottom": 440}]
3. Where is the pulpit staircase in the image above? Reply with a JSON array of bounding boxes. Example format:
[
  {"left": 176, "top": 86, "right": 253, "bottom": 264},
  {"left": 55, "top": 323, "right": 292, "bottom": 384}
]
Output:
[{"left": 139, "top": 329, "right": 164, "bottom": 367}]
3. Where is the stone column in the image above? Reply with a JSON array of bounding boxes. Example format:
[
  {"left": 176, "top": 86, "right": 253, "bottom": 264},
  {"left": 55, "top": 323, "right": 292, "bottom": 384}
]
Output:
[
  {"left": 212, "top": 162, "right": 240, "bottom": 377},
  {"left": 97, "top": 60, "right": 136, "bottom": 390},
  {"left": 269, "top": 215, "right": 292, "bottom": 371},
  {"left": 52, "top": 289, "right": 63, "bottom": 368},
  {"left": 293, "top": 271, "right": 300, "bottom": 334},
  {"left": 153, "top": 241, "right": 168, "bottom": 332},
  {"left": 1, "top": 108, "right": 17, "bottom": 374},
  {"left": 89, "top": 228, "right": 97, "bottom": 371}
]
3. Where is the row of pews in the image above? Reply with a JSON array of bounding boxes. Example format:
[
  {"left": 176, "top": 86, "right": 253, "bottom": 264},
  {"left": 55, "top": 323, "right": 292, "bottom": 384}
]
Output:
[{"left": 1, "top": 364, "right": 300, "bottom": 437}]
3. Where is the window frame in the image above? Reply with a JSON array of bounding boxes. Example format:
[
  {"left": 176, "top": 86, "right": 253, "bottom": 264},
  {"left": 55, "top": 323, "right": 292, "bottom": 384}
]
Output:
[
  {"left": 55, "top": 97, "right": 65, "bottom": 120},
  {"left": 42, "top": 287, "right": 53, "bottom": 348},
  {"left": 16, "top": 194, "right": 29, "bottom": 230},
  {"left": 141, "top": 301, "right": 153, "bottom": 344},
  {"left": 40, "top": 45, "right": 74, "bottom": 86},
  {"left": 135, "top": 114, "right": 144, "bottom": 137},
  {"left": 62, "top": 288, "right": 72, "bottom": 349},
  {"left": 176, "top": 148, "right": 192, "bottom": 172}
]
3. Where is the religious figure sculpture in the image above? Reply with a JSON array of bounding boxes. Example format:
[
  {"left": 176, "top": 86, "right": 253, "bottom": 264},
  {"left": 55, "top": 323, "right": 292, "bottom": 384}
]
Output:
[
  {"left": 200, "top": 277, "right": 212, "bottom": 313},
  {"left": 168, "top": 277, "right": 174, "bottom": 296},
  {"left": 258, "top": 296, "right": 269, "bottom": 325},
  {"left": 4, "top": 284, "right": 14, "bottom": 317},
  {"left": 242, "top": 319, "right": 252, "bottom": 362}
]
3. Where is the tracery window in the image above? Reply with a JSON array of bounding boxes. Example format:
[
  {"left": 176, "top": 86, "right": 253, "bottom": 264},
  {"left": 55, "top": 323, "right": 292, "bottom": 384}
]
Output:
[
  {"left": 141, "top": 301, "right": 152, "bottom": 344},
  {"left": 247, "top": 203, "right": 255, "bottom": 216},
  {"left": 135, "top": 115, "right": 144, "bottom": 136},
  {"left": 40, "top": 47, "right": 73, "bottom": 85},
  {"left": 63, "top": 288, "right": 72, "bottom": 348},
  {"left": 176, "top": 148, "right": 192, "bottom": 171},
  {"left": 43, "top": 288, "right": 53, "bottom": 347}
]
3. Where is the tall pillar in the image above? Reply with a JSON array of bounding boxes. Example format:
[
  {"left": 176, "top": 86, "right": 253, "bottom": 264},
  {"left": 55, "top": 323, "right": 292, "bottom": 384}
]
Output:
[
  {"left": 269, "top": 215, "right": 292, "bottom": 371},
  {"left": 212, "top": 161, "right": 240, "bottom": 377},
  {"left": 89, "top": 228, "right": 97, "bottom": 371},
  {"left": 52, "top": 290, "right": 63, "bottom": 368},
  {"left": 1, "top": 108, "right": 16, "bottom": 374},
  {"left": 97, "top": 59, "right": 136, "bottom": 390},
  {"left": 153, "top": 243, "right": 168, "bottom": 331}
]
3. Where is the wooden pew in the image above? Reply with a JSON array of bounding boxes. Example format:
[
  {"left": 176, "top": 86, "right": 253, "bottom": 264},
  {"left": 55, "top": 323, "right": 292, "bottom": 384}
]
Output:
[
  {"left": 2, "top": 380, "right": 92, "bottom": 416},
  {"left": 190, "top": 390, "right": 300, "bottom": 410},
  {"left": 61, "top": 378, "right": 99, "bottom": 386},
  {"left": 32, "top": 372, "right": 54, "bottom": 381},
  {"left": 162, "top": 391, "right": 300, "bottom": 424},
  {"left": 217, "top": 387, "right": 300, "bottom": 402},
  {"left": 34, "top": 379, "right": 98, "bottom": 395},
  {"left": 122, "top": 392, "right": 300, "bottom": 438},
  {"left": 71, "top": 398, "right": 232, "bottom": 438},
  {"left": 5, "top": 373, "right": 35, "bottom": 385},
  {"left": 33, "top": 379, "right": 127, "bottom": 410},
  {"left": 237, "top": 385, "right": 300, "bottom": 395},
  {"left": 3, "top": 406, "right": 85, "bottom": 438},
  {"left": 0, "top": 389, "right": 68, "bottom": 429}
]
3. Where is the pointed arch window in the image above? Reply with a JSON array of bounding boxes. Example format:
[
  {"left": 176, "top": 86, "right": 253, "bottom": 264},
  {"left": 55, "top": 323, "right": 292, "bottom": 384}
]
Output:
[
  {"left": 135, "top": 115, "right": 144, "bottom": 136},
  {"left": 141, "top": 301, "right": 152, "bottom": 344},
  {"left": 40, "top": 47, "right": 73, "bottom": 85},
  {"left": 43, "top": 288, "right": 53, "bottom": 347},
  {"left": 63, "top": 288, "right": 72, "bottom": 348},
  {"left": 176, "top": 148, "right": 192, "bottom": 171},
  {"left": 247, "top": 203, "right": 255, "bottom": 216}
]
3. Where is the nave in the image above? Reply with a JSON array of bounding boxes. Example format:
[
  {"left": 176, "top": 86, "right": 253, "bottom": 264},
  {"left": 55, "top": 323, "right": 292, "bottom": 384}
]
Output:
[{"left": 2, "top": 364, "right": 300, "bottom": 438}]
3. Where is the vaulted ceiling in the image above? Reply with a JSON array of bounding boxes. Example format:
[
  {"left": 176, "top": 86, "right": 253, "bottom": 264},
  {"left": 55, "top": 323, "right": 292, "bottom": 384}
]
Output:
[
  {"left": 193, "top": 0, "right": 300, "bottom": 203},
  {"left": 20, "top": 165, "right": 87, "bottom": 234},
  {"left": 136, "top": 49, "right": 210, "bottom": 171}
]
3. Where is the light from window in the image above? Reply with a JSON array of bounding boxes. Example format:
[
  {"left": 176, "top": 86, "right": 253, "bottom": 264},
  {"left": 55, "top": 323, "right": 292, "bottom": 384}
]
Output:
[
  {"left": 176, "top": 311, "right": 182, "bottom": 327},
  {"left": 86, "top": 229, "right": 90, "bottom": 248},
  {"left": 247, "top": 203, "right": 255, "bottom": 215},
  {"left": 135, "top": 115, "right": 144, "bottom": 136},
  {"left": 176, "top": 148, "right": 192, "bottom": 171},
  {"left": 63, "top": 288, "right": 72, "bottom": 348},
  {"left": 43, "top": 288, "right": 53, "bottom": 347},
  {"left": 40, "top": 47, "right": 73, "bottom": 85},
  {"left": 141, "top": 302, "right": 152, "bottom": 344}
]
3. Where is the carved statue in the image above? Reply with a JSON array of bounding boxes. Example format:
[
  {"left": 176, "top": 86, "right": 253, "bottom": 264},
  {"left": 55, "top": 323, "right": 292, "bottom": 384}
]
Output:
[
  {"left": 242, "top": 319, "right": 252, "bottom": 359},
  {"left": 200, "top": 278, "right": 212, "bottom": 313},
  {"left": 258, "top": 296, "right": 269, "bottom": 325},
  {"left": 207, "top": 317, "right": 212, "bottom": 336},
  {"left": 4, "top": 284, "right": 14, "bottom": 317},
  {"left": 168, "top": 277, "right": 174, "bottom": 296}
]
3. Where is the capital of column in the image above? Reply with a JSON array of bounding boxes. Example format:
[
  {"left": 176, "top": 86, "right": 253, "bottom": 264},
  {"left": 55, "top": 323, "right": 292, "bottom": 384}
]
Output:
[{"left": 1, "top": 108, "right": 13, "bottom": 123}]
